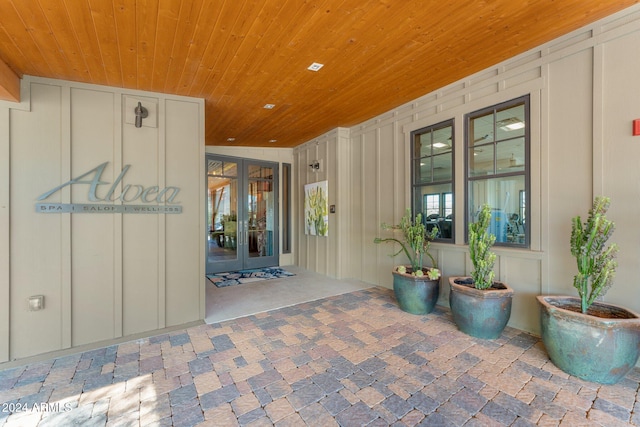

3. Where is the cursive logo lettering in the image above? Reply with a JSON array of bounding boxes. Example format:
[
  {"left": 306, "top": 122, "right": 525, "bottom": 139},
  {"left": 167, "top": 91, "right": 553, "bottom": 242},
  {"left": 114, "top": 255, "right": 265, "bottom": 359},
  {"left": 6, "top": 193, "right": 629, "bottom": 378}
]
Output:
[{"left": 37, "top": 162, "right": 180, "bottom": 204}]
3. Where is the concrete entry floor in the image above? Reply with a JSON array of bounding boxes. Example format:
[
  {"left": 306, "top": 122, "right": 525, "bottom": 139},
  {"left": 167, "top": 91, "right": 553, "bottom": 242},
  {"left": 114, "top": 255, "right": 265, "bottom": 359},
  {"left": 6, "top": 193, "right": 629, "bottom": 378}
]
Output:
[
  {"left": 205, "top": 265, "right": 373, "bottom": 324},
  {"left": 1, "top": 280, "right": 639, "bottom": 426}
]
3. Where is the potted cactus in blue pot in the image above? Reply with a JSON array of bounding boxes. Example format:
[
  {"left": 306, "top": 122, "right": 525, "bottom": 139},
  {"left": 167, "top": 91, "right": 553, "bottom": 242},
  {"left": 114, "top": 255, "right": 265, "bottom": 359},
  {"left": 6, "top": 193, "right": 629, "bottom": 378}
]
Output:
[
  {"left": 537, "top": 196, "right": 640, "bottom": 384},
  {"left": 449, "top": 204, "right": 514, "bottom": 339},
  {"left": 374, "top": 209, "right": 441, "bottom": 315}
]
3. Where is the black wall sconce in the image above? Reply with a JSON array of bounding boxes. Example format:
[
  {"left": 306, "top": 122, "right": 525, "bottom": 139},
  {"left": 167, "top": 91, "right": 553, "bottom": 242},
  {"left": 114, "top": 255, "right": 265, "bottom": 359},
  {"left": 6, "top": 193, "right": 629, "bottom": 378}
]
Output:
[
  {"left": 134, "top": 102, "right": 148, "bottom": 128},
  {"left": 309, "top": 161, "right": 320, "bottom": 171}
]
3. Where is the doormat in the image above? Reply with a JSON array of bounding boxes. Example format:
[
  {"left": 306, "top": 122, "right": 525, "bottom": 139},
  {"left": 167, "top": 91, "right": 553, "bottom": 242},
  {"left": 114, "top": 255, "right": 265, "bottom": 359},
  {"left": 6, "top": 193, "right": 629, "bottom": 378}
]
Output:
[{"left": 207, "top": 267, "right": 295, "bottom": 288}]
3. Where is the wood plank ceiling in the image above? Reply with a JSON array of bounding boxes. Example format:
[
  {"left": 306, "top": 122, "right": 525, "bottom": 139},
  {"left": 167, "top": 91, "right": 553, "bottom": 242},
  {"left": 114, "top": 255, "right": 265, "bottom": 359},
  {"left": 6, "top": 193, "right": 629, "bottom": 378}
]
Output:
[{"left": 0, "top": 0, "right": 637, "bottom": 147}]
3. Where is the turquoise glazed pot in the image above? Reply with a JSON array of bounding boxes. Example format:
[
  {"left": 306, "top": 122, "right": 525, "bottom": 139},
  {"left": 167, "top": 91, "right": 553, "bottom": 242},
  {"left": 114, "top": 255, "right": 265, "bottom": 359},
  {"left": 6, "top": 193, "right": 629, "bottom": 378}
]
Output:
[
  {"left": 537, "top": 296, "right": 640, "bottom": 384},
  {"left": 449, "top": 277, "right": 514, "bottom": 339},
  {"left": 392, "top": 268, "right": 440, "bottom": 315}
]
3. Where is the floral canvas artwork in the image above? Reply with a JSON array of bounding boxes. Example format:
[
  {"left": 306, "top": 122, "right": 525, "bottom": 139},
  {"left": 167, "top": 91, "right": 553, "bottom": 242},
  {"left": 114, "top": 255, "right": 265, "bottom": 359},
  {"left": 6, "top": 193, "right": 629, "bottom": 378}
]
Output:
[{"left": 304, "top": 181, "right": 328, "bottom": 236}]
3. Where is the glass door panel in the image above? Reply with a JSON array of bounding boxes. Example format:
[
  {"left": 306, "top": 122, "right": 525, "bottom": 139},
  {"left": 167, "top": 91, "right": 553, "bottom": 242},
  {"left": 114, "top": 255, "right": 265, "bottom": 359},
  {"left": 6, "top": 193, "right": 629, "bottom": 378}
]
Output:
[
  {"left": 207, "top": 158, "right": 241, "bottom": 273},
  {"left": 247, "top": 165, "right": 275, "bottom": 262},
  {"left": 207, "top": 156, "right": 279, "bottom": 273}
]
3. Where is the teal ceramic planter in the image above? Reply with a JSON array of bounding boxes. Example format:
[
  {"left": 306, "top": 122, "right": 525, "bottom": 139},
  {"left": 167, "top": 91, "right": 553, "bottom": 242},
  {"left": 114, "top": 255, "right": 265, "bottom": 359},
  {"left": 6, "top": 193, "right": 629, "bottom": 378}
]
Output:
[
  {"left": 392, "top": 268, "right": 440, "bottom": 315},
  {"left": 449, "top": 277, "right": 514, "bottom": 339},
  {"left": 537, "top": 296, "right": 640, "bottom": 384}
]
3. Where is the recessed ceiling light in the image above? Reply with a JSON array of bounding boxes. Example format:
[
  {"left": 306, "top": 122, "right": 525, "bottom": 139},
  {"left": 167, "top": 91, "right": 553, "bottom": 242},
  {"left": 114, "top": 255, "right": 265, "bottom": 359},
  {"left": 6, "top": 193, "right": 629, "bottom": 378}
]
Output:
[
  {"left": 307, "top": 62, "right": 324, "bottom": 72},
  {"left": 226, "top": 137, "right": 236, "bottom": 142},
  {"left": 501, "top": 122, "right": 525, "bottom": 131},
  {"left": 263, "top": 104, "right": 275, "bottom": 109},
  {"left": 269, "top": 139, "right": 277, "bottom": 143},
  {"left": 498, "top": 117, "right": 525, "bottom": 131}
]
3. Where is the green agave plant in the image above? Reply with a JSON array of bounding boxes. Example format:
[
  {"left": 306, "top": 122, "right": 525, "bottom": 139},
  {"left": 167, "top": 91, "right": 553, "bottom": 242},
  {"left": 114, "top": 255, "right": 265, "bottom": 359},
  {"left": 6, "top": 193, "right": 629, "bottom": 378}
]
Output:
[{"left": 374, "top": 208, "right": 440, "bottom": 279}]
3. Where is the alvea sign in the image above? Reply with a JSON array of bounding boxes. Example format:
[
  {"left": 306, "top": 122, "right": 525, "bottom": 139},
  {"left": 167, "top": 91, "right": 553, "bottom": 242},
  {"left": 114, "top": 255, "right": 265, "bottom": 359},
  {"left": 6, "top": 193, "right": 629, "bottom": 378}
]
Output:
[{"left": 36, "top": 162, "right": 182, "bottom": 214}]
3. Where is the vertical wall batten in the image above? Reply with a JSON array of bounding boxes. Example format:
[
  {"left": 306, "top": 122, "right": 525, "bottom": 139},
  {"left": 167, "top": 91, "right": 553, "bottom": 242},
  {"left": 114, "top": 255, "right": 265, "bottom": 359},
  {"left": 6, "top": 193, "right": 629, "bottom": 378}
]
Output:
[
  {"left": 158, "top": 98, "right": 167, "bottom": 329},
  {"left": 114, "top": 93, "right": 123, "bottom": 339},
  {"left": 0, "top": 108, "right": 9, "bottom": 362},
  {"left": 60, "top": 86, "right": 72, "bottom": 350},
  {"left": 592, "top": 39, "right": 605, "bottom": 197}
]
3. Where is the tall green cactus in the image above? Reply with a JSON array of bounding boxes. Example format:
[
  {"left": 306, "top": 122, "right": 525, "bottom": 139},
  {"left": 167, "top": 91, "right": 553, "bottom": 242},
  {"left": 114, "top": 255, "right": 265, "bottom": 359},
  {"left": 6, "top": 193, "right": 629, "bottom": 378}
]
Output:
[
  {"left": 469, "top": 204, "right": 496, "bottom": 290},
  {"left": 570, "top": 196, "right": 618, "bottom": 313}
]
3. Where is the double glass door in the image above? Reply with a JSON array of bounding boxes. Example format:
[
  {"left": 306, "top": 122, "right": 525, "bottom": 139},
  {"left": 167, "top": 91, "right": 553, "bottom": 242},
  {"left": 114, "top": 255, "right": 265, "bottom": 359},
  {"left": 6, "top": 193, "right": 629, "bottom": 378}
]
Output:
[{"left": 207, "top": 155, "right": 279, "bottom": 273}]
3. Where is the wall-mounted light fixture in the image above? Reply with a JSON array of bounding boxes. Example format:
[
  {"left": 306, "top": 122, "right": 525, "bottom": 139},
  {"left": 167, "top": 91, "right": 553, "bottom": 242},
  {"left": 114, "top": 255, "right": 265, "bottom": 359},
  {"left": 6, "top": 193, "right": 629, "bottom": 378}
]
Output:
[{"left": 134, "top": 102, "right": 149, "bottom": 128}]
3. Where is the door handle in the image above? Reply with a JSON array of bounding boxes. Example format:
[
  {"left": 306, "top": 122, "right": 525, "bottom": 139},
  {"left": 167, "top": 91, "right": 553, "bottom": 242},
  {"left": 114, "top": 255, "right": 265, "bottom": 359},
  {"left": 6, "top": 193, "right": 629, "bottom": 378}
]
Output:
[{"left": 238, "top": 220, "right": 246, "bottom": 246}]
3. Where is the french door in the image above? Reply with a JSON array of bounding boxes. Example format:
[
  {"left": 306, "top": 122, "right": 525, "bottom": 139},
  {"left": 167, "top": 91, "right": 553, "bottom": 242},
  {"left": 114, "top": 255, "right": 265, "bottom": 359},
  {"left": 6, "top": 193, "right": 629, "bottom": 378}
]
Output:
[{"left": 206, "top": 155, "right": 279, "bottom": 274}]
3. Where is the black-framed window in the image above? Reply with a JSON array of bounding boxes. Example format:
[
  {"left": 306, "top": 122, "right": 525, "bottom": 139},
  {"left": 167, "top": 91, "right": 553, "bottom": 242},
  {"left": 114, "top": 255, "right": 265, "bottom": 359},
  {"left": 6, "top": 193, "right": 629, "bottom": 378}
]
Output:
[
  {"left": 282, "top": 163, "right": 291, "bottom": 254},
  {"left": 411, "top": 119, "right": 454, "bottom": 242},
  {"left": 465, "top": 95, "right": 530, "bottom": 247}
]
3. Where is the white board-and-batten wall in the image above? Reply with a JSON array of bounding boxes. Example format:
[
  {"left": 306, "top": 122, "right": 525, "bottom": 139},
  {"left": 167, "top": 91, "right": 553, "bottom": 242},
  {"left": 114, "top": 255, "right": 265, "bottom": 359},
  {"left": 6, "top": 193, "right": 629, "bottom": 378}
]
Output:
[
  {"left": 0, "top": 76, "right": 205, "bottom": 363},
  {"left": 294, "top": 4, "right": 640, "bottom": 336}
]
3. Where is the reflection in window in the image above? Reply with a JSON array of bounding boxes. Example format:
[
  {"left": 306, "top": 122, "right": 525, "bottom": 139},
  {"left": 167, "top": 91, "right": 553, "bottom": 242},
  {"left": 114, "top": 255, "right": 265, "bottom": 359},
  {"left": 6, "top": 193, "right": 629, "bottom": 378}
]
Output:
[
  {"left": 465, "top": 96, "right": 529, "bottom": 247},
  {"left": 411, "top": 119, "right": 454, "bottom": 242},
  {"left": 444, "top": 192, "right": 453, "bottom": 218},
  {"left": 207, "top": 159, "right": 238, "bottom": 235},
  {"left": 424, "top": 194, "right": 440, "bottom": 217}
]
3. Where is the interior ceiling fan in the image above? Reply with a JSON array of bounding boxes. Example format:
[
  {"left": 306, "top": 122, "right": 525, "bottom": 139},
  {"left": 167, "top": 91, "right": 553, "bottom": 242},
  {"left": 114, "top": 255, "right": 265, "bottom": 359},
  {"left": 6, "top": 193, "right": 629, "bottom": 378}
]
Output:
[{"left": 508, "top": 153, "right": 524, "bottom": 167}]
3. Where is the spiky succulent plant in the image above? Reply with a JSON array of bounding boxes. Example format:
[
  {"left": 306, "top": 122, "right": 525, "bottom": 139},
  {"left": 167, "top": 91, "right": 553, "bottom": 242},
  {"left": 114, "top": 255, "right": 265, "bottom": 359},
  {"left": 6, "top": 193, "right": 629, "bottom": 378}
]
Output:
[
  {"left": 570, "top": 196, "right": 618, "bottom": 313},
  {"left": 469, "top": 204, "right": 496, "bottom": 290}
]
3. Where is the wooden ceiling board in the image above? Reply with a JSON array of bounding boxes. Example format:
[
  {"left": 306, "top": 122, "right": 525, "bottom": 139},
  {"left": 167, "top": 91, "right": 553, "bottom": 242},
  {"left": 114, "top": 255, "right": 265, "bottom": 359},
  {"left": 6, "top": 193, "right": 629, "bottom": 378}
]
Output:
[
  {"left": 150, "top": 1, "right": 181, "bottom": 93},
  {"left": 2, "top": 1, "right": 55, "bottom": 78},
  {"left": 134, "top": 0, "right": 158, "bottom": 90},
  {"left": 161, "top": 0, "right": 205, "bottom": 94},
  {"left": 0, "top": 0, "right": 637, "bottom": 147},
  {"left": 172, "top": 0, "right": 219, "bottom": 93},
  {"left": 9, "top": 0, "right": 74, "bottom": 79},
  {"left": 113, "top": 0, "right": 138, "bottom": 88},
  {"left": 185, "top": 0, "right": 243, "bottom": 96},
  {"left": 36, "top": 2, "right": 87, "bottom": 79},
  {"left": 62, "top": 0, "right": 108, "bottom": 84}
]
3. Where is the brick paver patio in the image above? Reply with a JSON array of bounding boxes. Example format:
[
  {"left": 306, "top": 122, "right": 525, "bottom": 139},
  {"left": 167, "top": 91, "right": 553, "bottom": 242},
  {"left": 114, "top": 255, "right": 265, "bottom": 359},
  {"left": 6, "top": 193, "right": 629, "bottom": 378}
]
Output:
[{"left": 1, "top": 286, "right": 639, "bottom": 426}]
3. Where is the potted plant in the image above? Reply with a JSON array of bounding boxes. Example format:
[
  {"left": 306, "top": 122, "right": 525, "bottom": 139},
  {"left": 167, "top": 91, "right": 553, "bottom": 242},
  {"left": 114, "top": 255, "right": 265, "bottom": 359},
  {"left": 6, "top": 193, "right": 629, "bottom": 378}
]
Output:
[
  {"left": 537, "top": 196, "right": 640, "bottom": 384},
  {"left": 449, "top": 204, "right": 514, "bottom": 339},
  {"left": 374, "top": 209, "right": 441, "bottom": 315}
]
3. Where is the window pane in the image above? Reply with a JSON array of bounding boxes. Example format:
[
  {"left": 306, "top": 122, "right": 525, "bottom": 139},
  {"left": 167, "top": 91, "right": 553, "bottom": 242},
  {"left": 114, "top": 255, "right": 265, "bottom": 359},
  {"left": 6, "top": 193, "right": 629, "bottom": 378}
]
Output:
[
  {"left": 468, "top": 175, "right": 526, "bottom": 244},
  {"left": 496, "top": 103, "right": 526, "bottom": 140},
  {"left": 432, "top": 126, "right": 453, "bottom": 153},
  {"left": 415, "top": 132, "right": 432, "bottom": 158},
  {"left": 414, "top": 158, "right": 432, "bottom": 183},
  {"left": 496, "top": 137, "right": 525, "bottom": 173},
  {"left": 466, "top": 95, "right": 529, "bottom": 247},
  {"left": 223, "top": 161, "right": 237, "bottom": 177},
  {"left": 443, "top": 193, "right": 453, "bottom": 217},
  {"left": 412, "top": 119, "right": 454, "bottom": 242},
  {"left": 424, "top": 194, "right": 440, "bottom": 216},
  {"left": 432, "top": 152, "right": 452, "bottom": 181},
  {"left": 468, "top": 144, "right": 494, "bottom": 176},
  {"left": 248, "top": 165, "right": 273, "bottom": 179},
  {"left": 282, "top": 163, "right": 291, "bottom": 254},
  {"left": 413, "top": 183, "right": 453, "bottom": 239},
  {"left": 469, "top": 113, "right": 494, "bottom": 146}
]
